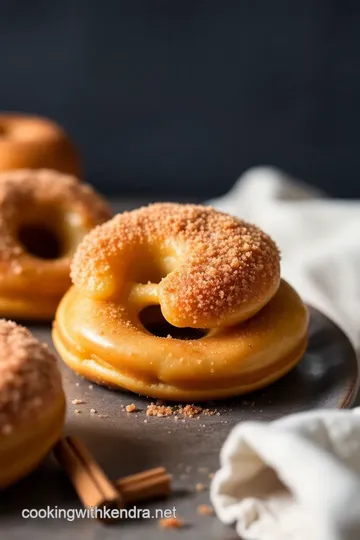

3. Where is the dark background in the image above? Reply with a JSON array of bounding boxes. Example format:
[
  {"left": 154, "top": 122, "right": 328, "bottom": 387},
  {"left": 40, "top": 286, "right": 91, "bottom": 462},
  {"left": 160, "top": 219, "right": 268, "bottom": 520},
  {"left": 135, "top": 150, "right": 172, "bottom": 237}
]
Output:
[{"left": 1, "top": 0, "right": 359, "bottom": 198}]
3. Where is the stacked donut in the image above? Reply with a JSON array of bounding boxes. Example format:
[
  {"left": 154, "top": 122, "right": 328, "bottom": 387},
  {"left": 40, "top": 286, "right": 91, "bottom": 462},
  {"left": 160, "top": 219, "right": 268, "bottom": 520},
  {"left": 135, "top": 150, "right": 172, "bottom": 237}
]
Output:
[
  {"left": 53, "top": 203, "right": 309, "bottom": 402},
  {"left": 0, "top": 116, "right": 309, "bottom": 489}
]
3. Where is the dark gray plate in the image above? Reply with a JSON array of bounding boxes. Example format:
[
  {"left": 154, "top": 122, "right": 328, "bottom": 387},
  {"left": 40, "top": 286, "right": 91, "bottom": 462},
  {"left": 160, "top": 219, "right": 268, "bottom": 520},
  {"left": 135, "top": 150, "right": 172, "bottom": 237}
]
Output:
[{"left": 0, "top": 306, "right": 358, "bottom": 540}]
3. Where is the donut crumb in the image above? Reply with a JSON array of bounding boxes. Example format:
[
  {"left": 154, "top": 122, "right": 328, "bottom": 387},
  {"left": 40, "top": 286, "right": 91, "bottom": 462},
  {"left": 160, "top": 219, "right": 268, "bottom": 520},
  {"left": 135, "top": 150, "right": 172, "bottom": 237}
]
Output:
[
  {"left": 158, "top": 517, "right": 184, "bottom": 529},
  {"left": 197, "top": 505, "right": 214, "bottom": 516},
  {"left": 125, "top": 403, "right": 136, "bottom": 413},
  {"left": 146, "top": 403, "right": 173, "bottom": 417},
  {"left": 178, "top": 404, "right": 203, "bottom": 418}
]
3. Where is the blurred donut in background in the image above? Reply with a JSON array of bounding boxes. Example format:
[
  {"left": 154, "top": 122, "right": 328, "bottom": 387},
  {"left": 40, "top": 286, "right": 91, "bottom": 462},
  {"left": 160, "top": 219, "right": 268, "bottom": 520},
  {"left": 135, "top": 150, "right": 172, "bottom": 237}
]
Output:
[{"left": 0, "top": 113, "right": 80, "bottom": 176}]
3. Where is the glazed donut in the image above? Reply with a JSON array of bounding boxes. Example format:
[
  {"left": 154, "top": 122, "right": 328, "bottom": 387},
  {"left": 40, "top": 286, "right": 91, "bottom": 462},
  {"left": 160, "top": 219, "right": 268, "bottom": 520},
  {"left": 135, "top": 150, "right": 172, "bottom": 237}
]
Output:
[
  {"left": 0, "top": 169, "right": 111, "bottom": 320},
  {"left": 53, "top": 203, "right": 309, "bottom": 401},
  {"left": 0, "top": 320, "right": 65, "bottom": 489},
  {"left": 0, "top": 113, "right": 80, "bottom": 176}
]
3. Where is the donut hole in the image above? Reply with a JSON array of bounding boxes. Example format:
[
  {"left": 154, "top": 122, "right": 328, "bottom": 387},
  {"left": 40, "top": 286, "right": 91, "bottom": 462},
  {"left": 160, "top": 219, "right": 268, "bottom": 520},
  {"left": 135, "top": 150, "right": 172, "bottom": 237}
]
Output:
[
  {"left": 140, "top": 305, "right": 208, "bottom": 340},
  {"left": 17, "top": 223, "right": 63, "bottom": 260}
]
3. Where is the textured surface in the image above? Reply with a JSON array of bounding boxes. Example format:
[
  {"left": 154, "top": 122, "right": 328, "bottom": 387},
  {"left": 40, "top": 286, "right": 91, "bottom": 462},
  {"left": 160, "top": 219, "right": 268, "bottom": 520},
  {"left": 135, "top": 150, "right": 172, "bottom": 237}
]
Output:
[
  {"left": 0, "top": 305, "right": 358, "bottom": 540},
  {"left": 71, "top": 203, "right": 280, "bottom": 326},
  {"left": 0, "top": 320, "right": 62, "bottom": 433}
]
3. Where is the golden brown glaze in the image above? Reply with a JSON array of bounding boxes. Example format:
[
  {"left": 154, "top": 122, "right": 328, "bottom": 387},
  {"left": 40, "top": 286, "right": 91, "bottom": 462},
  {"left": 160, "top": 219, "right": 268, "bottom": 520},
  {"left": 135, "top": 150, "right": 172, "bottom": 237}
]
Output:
[
  {"left": 53, "top": 279, "right": 308, "bottom": 401},
  {"left": 54, "top": 203, "right": 308, "bottom": 401}
]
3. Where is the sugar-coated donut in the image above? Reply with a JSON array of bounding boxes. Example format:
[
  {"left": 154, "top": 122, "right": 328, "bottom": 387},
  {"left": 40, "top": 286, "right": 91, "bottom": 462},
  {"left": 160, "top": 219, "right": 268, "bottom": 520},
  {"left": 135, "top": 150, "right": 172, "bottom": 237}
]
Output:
[
  {"left": 53, "top": 203, "right": 308, "bottom": 401},
  {"left": 70, "top": 203, "right": 281, "bottom": 328},
  {"left": 0, "top": 113, "right": 80, "bottom": 176},
  {"left": 0, "top": 169, "right": 111, "bottom": 320},
  {"left": 0, "top": 320, "right": 65, "bottom": 489}
]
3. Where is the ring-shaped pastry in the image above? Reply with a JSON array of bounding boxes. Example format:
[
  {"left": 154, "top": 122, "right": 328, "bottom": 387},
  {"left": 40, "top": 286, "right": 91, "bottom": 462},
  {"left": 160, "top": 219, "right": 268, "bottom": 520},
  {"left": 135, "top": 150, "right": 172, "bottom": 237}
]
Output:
[
  {"left": 0, "top": 320, "right": 65, "bottom": 489},
  {"left": 0, "top": 113, "right": 80, "bottom": 176},
  {"left": 0, "top": 169, "right": 111, "bottom": 320},
  {"left": 53, "top": 204, "right": 308, "bottom": 401}
]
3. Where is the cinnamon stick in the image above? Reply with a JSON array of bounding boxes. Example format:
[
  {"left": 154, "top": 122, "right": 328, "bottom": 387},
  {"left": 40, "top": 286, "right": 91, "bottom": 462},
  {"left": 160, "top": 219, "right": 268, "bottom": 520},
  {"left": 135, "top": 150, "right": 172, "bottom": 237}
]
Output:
[
  {"left": 116, "top": 466, "right": 172, "bottom": 504},
  {"left": 54, "top": 436, "right": 172, "bottom": 521},
  {"left": 53, "top": 436, "right": 122, "bottom": 517}
]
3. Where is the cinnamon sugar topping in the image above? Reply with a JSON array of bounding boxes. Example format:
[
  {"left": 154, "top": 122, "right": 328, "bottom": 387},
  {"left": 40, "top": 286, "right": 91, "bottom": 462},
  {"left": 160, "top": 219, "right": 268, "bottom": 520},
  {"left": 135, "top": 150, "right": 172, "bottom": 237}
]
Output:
[
  {"left": 0, "top": 320, "right": 62, "bottom": 433},
  {"left": 0, "top": 169, "right": 110, "bottom": 262},
  {"left": 71, "top": 203, "right": 280, "bottom": 326}
]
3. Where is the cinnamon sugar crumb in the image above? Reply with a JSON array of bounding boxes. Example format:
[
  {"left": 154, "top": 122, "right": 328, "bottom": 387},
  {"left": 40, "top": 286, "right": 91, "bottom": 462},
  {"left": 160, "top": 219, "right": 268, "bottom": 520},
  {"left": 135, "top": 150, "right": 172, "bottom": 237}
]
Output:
[
  {"left": 178, "top": 404, "right": 203, "bottom": 418},
  {"left": 74, "top": 409, "right": 81, "bottom": 414},
  {"left": 89, "top": 408, "right": 97, "bottom": 414},
  {"left": 143, "top": 402, "right": 218, "bottom": 419},
  {"left": 146, "top": 403, "right": 173, "bottom": 417},
  {"left": 125, "top": 403, "right": 136, "bottom": 413},
  {"left": 195, "top": 483, "right": 207, "bottom": 492},
  {"left": 71, "top": 399, "right": 85, "bottom": 405},
  {"left": 158, "top": 517, "right": 184, "bottom": 529},
  {"left": 197, "top": 504, "right": 214, "bottom": 516},
  {"left": 203, "top": 408, "right": 218, "bottom": 416}
]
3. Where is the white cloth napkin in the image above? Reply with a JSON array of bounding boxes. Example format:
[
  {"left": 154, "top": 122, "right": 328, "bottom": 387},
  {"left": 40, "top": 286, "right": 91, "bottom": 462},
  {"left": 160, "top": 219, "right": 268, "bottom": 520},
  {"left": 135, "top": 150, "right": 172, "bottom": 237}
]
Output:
[
  {"left": 209, "top": 167, "right": 360, "bottom": 540},
  {"left": 210, "top": 409, "right": 360, "bottom": 540},
  {"left": 209, "top": 166, "right": 360, "bottom": 351}
]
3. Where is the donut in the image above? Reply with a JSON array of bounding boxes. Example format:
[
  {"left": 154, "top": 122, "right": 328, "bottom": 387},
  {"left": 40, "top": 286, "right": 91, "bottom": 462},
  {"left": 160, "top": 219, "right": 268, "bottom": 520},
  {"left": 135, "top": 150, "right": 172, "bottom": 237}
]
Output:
[
  {"left": 0, "top": 169, "right": 111, "bottom": 320},
  {"left": 53, "top": 203, "right": 309, "bottom": 401},
  {"left": 0, "top": 113, "right": 80, "bottom": 176},
  {"left": 0, "top": 320, "right": 65, "bottom": 489}
]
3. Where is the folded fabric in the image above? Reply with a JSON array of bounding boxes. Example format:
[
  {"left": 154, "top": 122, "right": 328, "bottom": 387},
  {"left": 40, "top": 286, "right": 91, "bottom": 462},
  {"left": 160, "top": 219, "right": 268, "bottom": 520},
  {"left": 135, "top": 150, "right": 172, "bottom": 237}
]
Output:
[
  {"left": 209, "top": 168, "right": 360, "bottom": 539},
  {"left": 210, "top": 408, "right": 360, "bottom": 540},
  {"left": 209, "top": 166, "right": 360, "bottom": 351}
]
